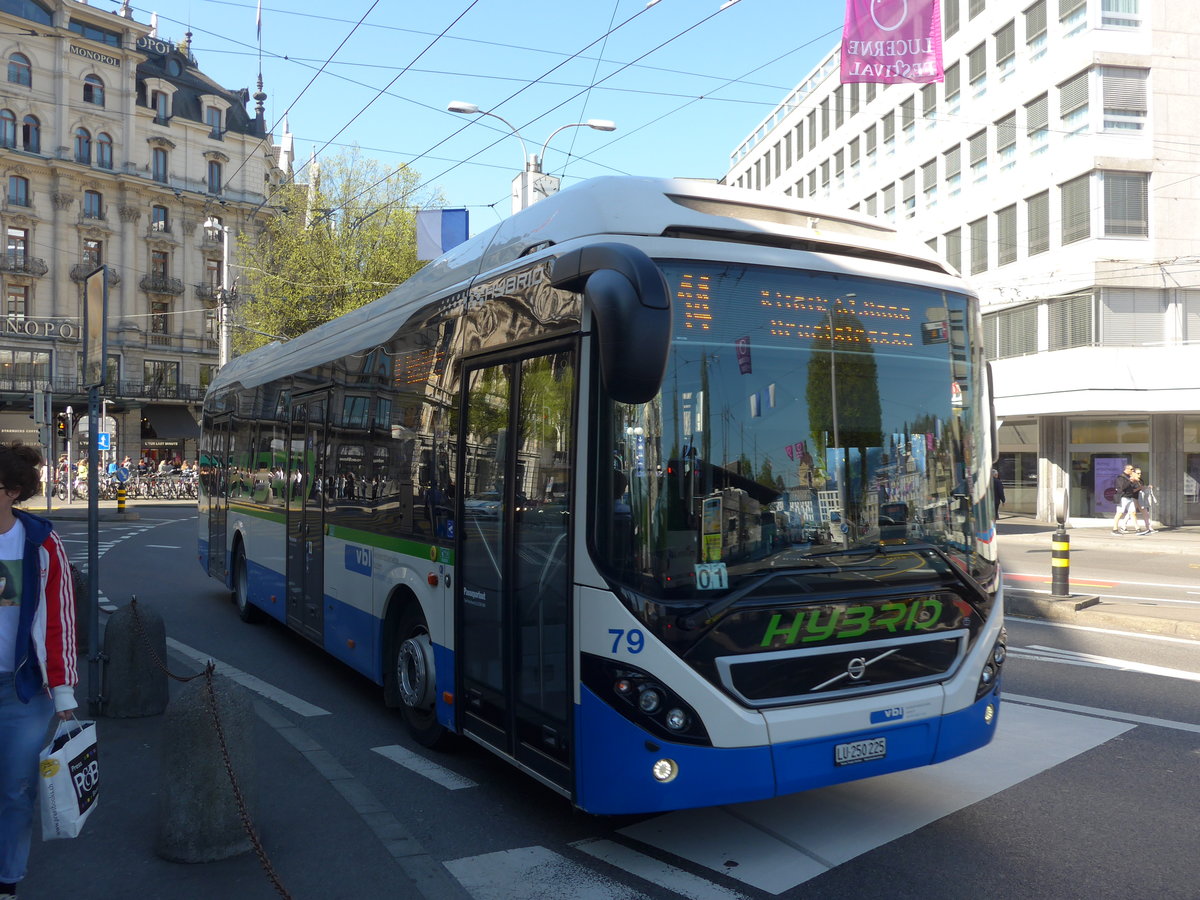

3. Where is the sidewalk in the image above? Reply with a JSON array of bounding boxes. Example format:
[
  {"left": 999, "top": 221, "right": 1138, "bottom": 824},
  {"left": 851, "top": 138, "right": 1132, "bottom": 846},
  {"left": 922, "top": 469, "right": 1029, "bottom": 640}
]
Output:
[{"left": 997, "top": 513, "right": 1200, "bottom": 640}]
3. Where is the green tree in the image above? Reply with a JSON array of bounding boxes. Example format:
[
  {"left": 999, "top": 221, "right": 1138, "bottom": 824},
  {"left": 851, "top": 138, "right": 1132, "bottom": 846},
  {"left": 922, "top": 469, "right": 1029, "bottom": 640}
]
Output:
[{"left": 234, "top": 148, "right": 439, "bottom": 352}]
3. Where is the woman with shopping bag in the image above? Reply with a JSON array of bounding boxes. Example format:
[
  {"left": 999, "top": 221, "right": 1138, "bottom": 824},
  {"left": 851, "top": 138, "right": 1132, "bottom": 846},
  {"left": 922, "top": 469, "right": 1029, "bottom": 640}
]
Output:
[{"left": 0, "top": 442, "right": 77, "bottom": 900}]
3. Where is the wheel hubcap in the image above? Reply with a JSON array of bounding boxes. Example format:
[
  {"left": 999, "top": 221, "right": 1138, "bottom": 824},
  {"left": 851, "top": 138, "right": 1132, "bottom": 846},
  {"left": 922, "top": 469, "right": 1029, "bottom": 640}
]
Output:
[{"left": 398, "top": 632, "right": 435, "bottom": 708}]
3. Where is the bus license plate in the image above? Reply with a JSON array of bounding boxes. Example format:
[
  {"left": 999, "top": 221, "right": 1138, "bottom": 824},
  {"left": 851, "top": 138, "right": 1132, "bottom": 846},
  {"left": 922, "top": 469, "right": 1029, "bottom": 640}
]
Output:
[{"left": 834, "top": 737, "right": 887, "bottom": 766}]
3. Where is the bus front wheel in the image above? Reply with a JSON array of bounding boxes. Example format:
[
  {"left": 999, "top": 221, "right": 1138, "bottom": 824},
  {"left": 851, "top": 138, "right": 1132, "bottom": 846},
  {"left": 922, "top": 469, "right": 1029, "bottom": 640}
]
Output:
[
  {"left": 390, "top": 604, "right": 450, "bottom": 749},
  {"left": 232, "top": 544, "right": 262, "bottom": 623}
]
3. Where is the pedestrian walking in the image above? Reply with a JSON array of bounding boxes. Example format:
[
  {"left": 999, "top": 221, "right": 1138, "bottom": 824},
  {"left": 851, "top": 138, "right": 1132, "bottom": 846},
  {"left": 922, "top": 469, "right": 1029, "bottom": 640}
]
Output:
[
  {"left": 1130, "top": 467, "right": 1156, "bottom": 535},
  {"left": 0, "top": 442, "right": 77, "bottom": 900},
  {"left": 992, "top": 468, "right": 1006, "bottom": 518},
  {"left": 1111, "top": 464, "right": 1137, "bottom": 534}
]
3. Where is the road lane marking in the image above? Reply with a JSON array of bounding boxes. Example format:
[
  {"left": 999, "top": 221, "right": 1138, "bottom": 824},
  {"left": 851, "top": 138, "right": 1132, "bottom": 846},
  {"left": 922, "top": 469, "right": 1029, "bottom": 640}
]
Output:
[
  {"left": 371, "top": 744, "right": 477, "bottom": 790},
  {"left": 445, "top": 847, "right": 648, "bottom": 900},
  {"left": 1005, "top": 693, "right": 1200, "bottom": 734},
  {"left": 165, "top": 637, "right": 331, "bottom": 717},
  {"left": 573, "top": 838, "right": 747, "bottom": 900},
  {"left": 618, "top": 704, "right": 1130, "bottom": 895},
  {"left": 1010, "top": 645, "right": 1200, "bottom": 681},
  {"left": 1009, "top": 617, "right": 1200, "bottom": 645},
  {"left": 145, "top": 543, "right": 182, "bottom": 549}
]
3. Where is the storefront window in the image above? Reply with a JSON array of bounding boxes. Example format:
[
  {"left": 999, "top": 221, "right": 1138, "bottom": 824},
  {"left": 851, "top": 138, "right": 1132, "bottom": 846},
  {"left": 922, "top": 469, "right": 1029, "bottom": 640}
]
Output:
[
  {"left": 1069, "top": 417, "right": 1149, "bottom": 519},
  {"left": 996, "top": 419, "right": 1038, "bottom": 514},
  {"left": 1184, "top": 417, "right": 1200, "bottom": 524}
]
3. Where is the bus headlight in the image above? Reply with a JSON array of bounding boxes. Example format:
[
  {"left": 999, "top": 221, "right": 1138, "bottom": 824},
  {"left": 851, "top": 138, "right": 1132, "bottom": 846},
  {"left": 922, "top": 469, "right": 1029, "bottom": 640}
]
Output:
[
  {"left": 651, "top": 758, "right": 678, "bottom": 783},
  {"left": 664, "top": 708, "right": 689, "bottom": 731},
  {"left": 977, "top": 628, "right": 1007, "bottom": 699},
  {"left": 638, "top": 688, "right": 663, "bottom": 714}
]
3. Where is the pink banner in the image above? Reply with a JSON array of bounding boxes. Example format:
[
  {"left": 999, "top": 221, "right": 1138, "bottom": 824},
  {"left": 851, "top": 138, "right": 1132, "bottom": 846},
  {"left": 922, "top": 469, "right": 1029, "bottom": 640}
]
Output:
[{"left": 841, "top": 0, "right": 944, "bottom": 84}]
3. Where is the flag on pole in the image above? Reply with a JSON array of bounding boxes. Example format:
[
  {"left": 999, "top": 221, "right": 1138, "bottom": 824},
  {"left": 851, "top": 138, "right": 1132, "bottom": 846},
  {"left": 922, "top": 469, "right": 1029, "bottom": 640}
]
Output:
[
  {"left": 256, "top": 0, "right": 262, "bottom": 42},
  {"left": 416, "top": 209, "right": 469, "bottom": 261},
  {"left": 840, "top": 0, "right": 943, "bottom": 84}
]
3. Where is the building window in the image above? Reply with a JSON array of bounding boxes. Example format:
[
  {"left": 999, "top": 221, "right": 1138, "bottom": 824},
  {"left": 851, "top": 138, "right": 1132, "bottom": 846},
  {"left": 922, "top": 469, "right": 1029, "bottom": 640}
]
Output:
[
  {"left": 995, "top": 305, "right": 1038, "bottom": 358},
  {"left": 945, "top": 227, "right": 962, "bottom": 273},
  {"left": 945, "top": 0, "right": 960, "bottom": 37},
  {"left": 783, "top": 132, "right": 792, "bottom": 168},
  {"left": 921, "top": 83, "right": 937, "bottom": 126},
  {"left": 850, "top": 83, "right": 860, "bottom": 116},
  {"left": 794, "top": 121, "right": 804, "bottom": 161},
  {"left": 922, "top": 158, "right": 937, "bottom": 206},
  {"left": 83, "top": 239, "right": 102, "bottom": 267},
  {"left": 883, "top": 183, "right": 896, "bottom": 221},
  {"left": 835, "top": 86, "right": 845, "bottom": 129},
  {"left": 1100, "top": 288, "right": 1166, "bottom": 346},
  {"left": 995, "top": 21, "right": 1016, "bottom": 75},
  {"left": 74, "top": 127, "right": 91, "bottom": 164},
  {"left": 901, "top": 171, "right": 916, "bottom": 216},
  {"left": 834, "top": 149, "right": 845, "bottom": 185},
  {"left": 83, "top": 74, "right": 105, "bottom": 106},
  {"left": 1101, "top": 0, "right": 1140, "bottom": 27},
  {"left": 995, "top": 112, "right": 1017, "bottom": 168},
  {"left": 1103, "top": 172, "right": 1149, "bottom": 236},
  {"left": 151, "top": 205, "right": 169, "bottom": 232},
  {"left": 7, "top": 53, "right": 31, "bottom": 87},
  {"left": 200, "top": 364, "right": 217, "bottom": 390},
  {"left": 21, "top": 115, "right": 39, "bottom": 153},
  {"left": 968, "top": 44, "right": 987, "bottom": 96},
  {"left": 152, "top": 147, "right": 168, "bottom": 183},
  {"left": 207, "top": 160, "right": 222, "bottom": 195},
  {"left": 820, "top": 97, "right": 830, "bottom": 140},
  {"left": 96, "top": 132, "right": 112, "bottom": 169},
  {"left": 882, "top": 110, "right": 895, "bottom": 155},
  {"left": 1101, "top": 67, "right": 1148, "bottom": 131},
  {"left": 944, "top": 144, "right": 961, "bottom": 196},
  {"left": 997, "top": 204, "right": 1017, "bottom": 265},
  {"left": 151, "top": 90, "right": 169, "bottom": 124},
  {"left": 849, "top": 136, "right": 860, "bottom": 172},
  {"left": 6, "top": 284, "right": 28, "bottom": 319},
  {"left": 69, "top": 20, "right": 120, "bottom": 46},
  {"left": 150, "top": 300, "right": 170, "bottom": 335},
  {"left": 144, "top": 359, "right": 178, "bottom": 389},
  {"left": 1049, "top": 293, "right": 1094, "bottom": 349},
  {"left": 205, "top": 257, "right": 222, "bottom": 289},
  {"left": 944, "top": 62, "right": 961, "bottom": 112},
  {"left": 901, "top": 95, "right": 915, "bottom": 140},
  {"left": 865, "top": 123, "right": 877, "bottom": 161},
  {"left": 968, "top": 129, "right": 987, "bottom": 180},
  {"left": 7, "top": 176, "right": 29, "bottom": 207},
  {"left": 864, "top": 193, "right": 877, "bottom": 216},
  {"left": 1060, "top": 0, "right": 1087, "bottom": 24},
  {"left": 1027, "top": 190, "right": 1050, "bottom": 255},
  {"left": 968, "top": 0, "right": 985, "bottom": 18},
  {"left": 1025, "top": 93, "right": 1049, "bottom": 149},
  {"left": 83, "top": 190, "right": 103, "bottom": 219},
  {"left": 820, "top": 159, "right": 830, "bottom": 192},
  {"left": 807, "top": 110, "right": 817, "bottom": 150},
  {"left": 865, "top": 83, "right": 876, "bottom": 105},
  {"left": 969, "top": 217, "right": 988, "bottom": 274},
  {"left": 0, "top": 109, "right": 14, "bottom": 148},
  {"left": 1061, "top": 173, "right": 1091, "bottom": 244},
  {"left": 151, "top": 249, "right": 169, "bottom": 278},
  {"left": 1059, "top": 69, "right": 1090, "bottom": 133},
  {"left": 7, "top": 226, "right": 27, "bottom": 262},
  {"left": 1026, "top": 0, "right": 1048, "bottom": 58}
]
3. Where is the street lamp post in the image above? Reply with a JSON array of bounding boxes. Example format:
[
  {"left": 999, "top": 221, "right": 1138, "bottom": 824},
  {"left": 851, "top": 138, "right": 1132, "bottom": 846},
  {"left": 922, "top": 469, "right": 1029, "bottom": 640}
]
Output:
[
  {"left": 447, "top": 102, "right": 616, "bottom": 214},
  {"left": 203, "top": 217, "right": 233, "bottom": 367}
]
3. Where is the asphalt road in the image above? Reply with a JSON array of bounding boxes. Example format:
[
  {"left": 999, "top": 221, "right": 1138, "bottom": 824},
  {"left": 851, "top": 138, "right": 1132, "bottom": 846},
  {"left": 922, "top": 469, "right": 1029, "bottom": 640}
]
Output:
[{"left": 25, "top": 510, "right": 1200, "bottom": 900}]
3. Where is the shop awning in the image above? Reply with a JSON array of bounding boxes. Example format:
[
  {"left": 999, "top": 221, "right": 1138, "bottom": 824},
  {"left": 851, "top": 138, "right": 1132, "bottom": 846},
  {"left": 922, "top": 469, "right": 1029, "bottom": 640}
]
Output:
[{"left": 144, "top": 405, "right": 200, "bottom": 440}]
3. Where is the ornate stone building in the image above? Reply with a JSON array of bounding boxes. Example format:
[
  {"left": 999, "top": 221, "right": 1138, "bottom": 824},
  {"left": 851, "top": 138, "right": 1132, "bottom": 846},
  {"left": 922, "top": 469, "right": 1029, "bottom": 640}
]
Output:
[{"left": 1, "top": 0, "right": 292, "bottom": 466}]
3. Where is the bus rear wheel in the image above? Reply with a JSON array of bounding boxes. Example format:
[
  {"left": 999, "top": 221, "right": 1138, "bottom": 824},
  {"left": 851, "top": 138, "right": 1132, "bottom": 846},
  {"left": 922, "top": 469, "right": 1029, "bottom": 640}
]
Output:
[
  {"left": 390, "top": 604, "right": 450, "bottom": 749},
  {"left": 233, "top": 544, "right": 262, "bottom": 623}
]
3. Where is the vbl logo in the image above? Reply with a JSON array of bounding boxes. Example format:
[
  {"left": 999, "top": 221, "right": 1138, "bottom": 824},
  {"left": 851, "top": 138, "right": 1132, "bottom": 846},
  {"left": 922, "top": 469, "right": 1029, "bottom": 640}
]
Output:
[{"left": 870, "top": 706, "right": 905, "bottom": 724}]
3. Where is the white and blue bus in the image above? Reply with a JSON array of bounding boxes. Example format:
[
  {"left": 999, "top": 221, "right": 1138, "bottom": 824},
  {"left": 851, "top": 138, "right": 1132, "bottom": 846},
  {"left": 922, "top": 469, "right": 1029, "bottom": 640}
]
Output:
[{"left": 199, "top": 176, "right": 1005, "bottom": 815}]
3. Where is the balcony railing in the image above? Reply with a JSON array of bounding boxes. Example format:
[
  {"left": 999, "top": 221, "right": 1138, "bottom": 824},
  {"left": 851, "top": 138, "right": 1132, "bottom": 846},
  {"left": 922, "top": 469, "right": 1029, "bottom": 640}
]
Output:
[
  {"left": 69, "top": 263, "right": 122, "bottom": 285},
  {"left": 139, "top": 273, "right": 185, "bottom": 295},
  {"left": 0, "top": 253, "right": 48, "bottom": 276},
  {"left": 194, "top": 283, "right": 220, "bottom": 305},
  {"left": 0, "top": 376, "right": 207, "bottom": 403}
]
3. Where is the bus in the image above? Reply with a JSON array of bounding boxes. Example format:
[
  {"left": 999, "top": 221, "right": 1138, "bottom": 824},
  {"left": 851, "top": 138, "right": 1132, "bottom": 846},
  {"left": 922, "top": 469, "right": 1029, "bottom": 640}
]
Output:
[{"left": 198, "top": 176, "right": 1005, "bottom": 815}]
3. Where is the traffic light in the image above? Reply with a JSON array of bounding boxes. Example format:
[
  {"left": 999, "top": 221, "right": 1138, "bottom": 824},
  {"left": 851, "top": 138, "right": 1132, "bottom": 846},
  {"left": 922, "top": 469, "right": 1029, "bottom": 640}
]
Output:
[{"left": 56, "top": 415, "right": 66, "bottom": 436}]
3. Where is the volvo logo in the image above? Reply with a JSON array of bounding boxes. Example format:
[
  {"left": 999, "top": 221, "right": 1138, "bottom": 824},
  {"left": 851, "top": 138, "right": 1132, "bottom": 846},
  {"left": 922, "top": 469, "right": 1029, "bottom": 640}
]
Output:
[{"left": 847, "top": 657, "right": 868, "bottom": 680}]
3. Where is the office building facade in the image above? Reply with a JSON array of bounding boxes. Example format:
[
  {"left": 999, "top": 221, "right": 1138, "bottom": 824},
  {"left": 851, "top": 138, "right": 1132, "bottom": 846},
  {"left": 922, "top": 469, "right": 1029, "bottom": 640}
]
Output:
[{"left": 725, "top": 0, "right": 1200, "bottom": 525}]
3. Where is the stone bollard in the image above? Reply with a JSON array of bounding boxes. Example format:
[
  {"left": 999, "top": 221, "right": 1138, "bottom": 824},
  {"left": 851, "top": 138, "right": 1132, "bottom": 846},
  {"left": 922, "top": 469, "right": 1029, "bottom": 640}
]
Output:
[
  {"left": 102, "top": 601, "right": 169, "bottom": 717},
  {"left": 156, "top": 673, "right": 258, "bottom": 863}
]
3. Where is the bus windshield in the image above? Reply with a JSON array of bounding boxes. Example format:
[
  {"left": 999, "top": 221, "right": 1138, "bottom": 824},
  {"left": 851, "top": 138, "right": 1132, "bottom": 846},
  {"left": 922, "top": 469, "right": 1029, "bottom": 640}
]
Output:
[{"left": 594, "top": 260, "right": 996, "bottom": 603}]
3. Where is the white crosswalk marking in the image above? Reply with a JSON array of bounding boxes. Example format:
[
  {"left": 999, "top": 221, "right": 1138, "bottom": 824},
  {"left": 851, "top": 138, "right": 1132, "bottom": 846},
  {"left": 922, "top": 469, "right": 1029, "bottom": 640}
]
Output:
[
  {"left": 618, "top": 703, "right": 1132, "bottom": 895},
  {"left": 573, "top": 838, "right": 748, "bottom": 900},
  {"left": 446, "top": 846, "right": 650, "bottom": 900},
  {"left": 371, "top": 744, "right": 477, "bottom": 790}
]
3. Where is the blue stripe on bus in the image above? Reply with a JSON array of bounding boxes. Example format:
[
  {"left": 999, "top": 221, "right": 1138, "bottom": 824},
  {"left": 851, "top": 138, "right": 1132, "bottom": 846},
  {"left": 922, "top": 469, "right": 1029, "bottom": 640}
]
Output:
[
  {"left": 574, "top": 683, "right": 1002, "bottom": 814},
  {"left": 246, "top": 558, "right": 287, "bottom": 624},
  {"left": 434, "top": 643, "right": 456, "bottom": 731},
  {"left": 323, "top": 596, "right": 380, "bottom": 679}
]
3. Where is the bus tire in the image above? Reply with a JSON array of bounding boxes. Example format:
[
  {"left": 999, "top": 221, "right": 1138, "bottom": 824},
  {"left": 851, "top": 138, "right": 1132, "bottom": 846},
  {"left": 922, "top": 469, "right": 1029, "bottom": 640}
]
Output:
[
  {"left": 389, "top": 603, "right": 451, "bottom": 749},
  {"left": 232, "top": 542, "right": 263, "bottom": 624}
]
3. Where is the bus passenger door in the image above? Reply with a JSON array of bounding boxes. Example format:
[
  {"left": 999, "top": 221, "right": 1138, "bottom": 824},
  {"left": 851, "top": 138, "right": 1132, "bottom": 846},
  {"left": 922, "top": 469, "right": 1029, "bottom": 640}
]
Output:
[
  {"left": 458, "top": 347, "right": 575, "bottom": 791},
  {"left": 287, "top": 393, "right": 328, "bottom": 642},
  {"left": 206, "top": 414, "right": 231, "bottom": 582}
]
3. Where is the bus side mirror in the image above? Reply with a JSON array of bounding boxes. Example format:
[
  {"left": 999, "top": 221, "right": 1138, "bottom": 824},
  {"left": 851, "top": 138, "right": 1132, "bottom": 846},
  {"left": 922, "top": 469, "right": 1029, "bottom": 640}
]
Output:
[{"left": 551, "top": 243, "right": 671, "bottom": 405}]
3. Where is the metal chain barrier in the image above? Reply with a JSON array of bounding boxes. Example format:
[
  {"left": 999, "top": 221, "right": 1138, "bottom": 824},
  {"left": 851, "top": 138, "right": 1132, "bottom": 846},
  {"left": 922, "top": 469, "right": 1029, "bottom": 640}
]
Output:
[{"left": 129, "top": 598, "right": 292, "bottom": 899}]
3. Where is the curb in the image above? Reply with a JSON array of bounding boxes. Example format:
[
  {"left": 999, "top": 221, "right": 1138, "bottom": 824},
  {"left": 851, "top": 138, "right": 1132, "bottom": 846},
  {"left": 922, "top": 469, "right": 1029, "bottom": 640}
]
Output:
[{"left": 1006, "top": 588, "right": 1200, "bottom": 641}]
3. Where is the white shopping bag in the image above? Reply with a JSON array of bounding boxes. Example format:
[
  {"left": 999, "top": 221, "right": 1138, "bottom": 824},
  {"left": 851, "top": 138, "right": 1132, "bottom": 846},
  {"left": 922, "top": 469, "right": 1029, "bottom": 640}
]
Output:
[{"left": 39, "top": 719, "right": 99, "bottom": 840}]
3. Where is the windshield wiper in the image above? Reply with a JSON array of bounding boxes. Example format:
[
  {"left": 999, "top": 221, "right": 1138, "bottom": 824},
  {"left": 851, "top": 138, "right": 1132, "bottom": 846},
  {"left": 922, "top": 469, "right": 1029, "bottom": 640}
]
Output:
[{"left": 679, "top": 565, "right": 841, "bottom": 630}]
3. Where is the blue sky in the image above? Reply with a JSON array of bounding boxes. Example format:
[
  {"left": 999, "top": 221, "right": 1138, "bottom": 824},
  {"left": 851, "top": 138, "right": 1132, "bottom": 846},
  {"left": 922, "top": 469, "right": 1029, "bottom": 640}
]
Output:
[{"left": 133, "top": 0, "right": 846, "bottom": 229}]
